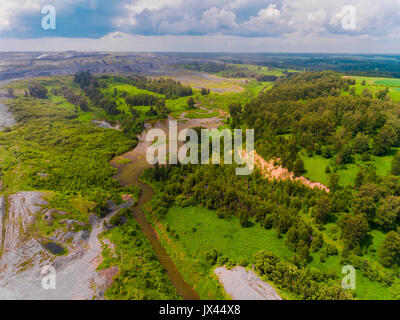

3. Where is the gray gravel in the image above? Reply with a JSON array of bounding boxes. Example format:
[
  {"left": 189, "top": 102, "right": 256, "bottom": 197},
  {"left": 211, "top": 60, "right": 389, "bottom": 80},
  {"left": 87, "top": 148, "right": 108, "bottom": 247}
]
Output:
[
  {"left": 0, "top": 192, "right": 113, "bottom": 300},
  {"left": 215, "top": 266, "right": 282, "bottom": 300}
]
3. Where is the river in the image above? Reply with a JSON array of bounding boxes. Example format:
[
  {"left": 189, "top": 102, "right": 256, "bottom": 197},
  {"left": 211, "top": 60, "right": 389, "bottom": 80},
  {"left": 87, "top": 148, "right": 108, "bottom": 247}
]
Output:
[{"left": 112, "top": 116, "right": 222, "bottom": 300}]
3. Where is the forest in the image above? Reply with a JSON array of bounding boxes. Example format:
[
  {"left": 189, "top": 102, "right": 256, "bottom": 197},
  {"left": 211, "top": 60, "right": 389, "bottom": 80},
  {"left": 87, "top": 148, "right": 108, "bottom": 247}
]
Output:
[
  {"left": 143, "top": 70, "right": 400, "bottom": 299},
  {"left": 175, "top": 53, "right": 400, "bottom": 78},
  {"left": 0, "top": 77, "right": 183, "bottom": 300},
  {"left": 5, "top": 66, "right": 400, "bottom": 300}
]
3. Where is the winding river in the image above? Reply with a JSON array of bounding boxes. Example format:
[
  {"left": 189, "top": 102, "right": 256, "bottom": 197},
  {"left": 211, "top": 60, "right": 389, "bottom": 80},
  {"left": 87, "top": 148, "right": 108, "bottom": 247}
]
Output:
[{"left": 112, "top": 116, "right": 222, "bottom": 300}]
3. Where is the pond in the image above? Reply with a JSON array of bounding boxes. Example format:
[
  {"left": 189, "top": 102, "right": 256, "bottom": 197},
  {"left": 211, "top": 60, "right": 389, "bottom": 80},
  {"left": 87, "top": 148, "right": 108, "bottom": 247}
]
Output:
[{"left": 43, "top": 242, "right": 65, "bottom": 255}]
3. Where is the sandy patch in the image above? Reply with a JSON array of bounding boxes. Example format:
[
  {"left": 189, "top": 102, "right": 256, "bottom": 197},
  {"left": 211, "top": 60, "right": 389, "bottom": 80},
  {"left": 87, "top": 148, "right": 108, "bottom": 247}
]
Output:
[
  {"left": 215, "top": 266, "right": 282, "bottom": 300},
  {"left": 241, "top": 150, "right": 330, "bottom": 192}
]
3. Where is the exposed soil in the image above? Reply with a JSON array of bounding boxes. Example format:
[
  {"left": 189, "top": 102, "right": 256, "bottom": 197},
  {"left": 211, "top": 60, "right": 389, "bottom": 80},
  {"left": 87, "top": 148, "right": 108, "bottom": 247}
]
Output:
[
  {"left": 0, "top": 191, "right": 122, "bottom": 299},
  {"left": 215, "top": 266, "right": 282, "bottom": 300},
  {"left": 241, "top": 150, "right": 330, "bottom": 192}
]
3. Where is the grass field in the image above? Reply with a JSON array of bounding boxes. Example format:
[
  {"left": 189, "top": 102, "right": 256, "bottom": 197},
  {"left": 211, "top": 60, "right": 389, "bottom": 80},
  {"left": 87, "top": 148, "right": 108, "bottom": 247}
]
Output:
[
  {"left": 301, "top": 148, "right": 399, "bottom": 187},
  {"left": 147, "top": 205, "right": 293, "bottom": 299},
  {"left": 301, "top": 152, "right": 360, "bottom": 187},
  {"left": 220, "top": 64, "right": 300, "bottom": 77},
  {"left": 149, "top": 205, "right": 391, "bottom": 300},
  {"left": 184, "top": 110, "right": 220, "bottom": 119},
  {"left": 344, "top": 76, "right": 400, "bottom": 102}
]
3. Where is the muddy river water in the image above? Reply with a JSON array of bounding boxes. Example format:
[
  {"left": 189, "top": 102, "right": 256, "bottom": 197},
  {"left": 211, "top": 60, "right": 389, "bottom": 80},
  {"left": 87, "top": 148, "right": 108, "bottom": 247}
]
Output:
[{"left": 112, "top": 116, "right": 223, "bottom": 300}]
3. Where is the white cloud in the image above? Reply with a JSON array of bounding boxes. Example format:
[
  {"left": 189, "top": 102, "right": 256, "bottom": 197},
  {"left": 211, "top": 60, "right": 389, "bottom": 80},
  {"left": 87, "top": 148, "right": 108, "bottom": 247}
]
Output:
[
  {"left": 3, "top": 0, "right": 400, "bottom": 52},
  {"left": 2, "top": 31, "right": 400, "bottom": 53},
  {"left": 124, "top": 0, "right": 183, "bottom": 16},
  {"left": 200, "top": 7, "right": 238, "bottom": 31},
  {"left": 158, "top": 14, "right": 197, "bottom": 34},
  {"left": 118, "top": 0, "right": 183, "bottom": 27},
  {"left": 0, "top": 0, "right": 43, "bottom": 31},
  {"left": 258, "top": 4, "right": 281, "bottom": 21}
]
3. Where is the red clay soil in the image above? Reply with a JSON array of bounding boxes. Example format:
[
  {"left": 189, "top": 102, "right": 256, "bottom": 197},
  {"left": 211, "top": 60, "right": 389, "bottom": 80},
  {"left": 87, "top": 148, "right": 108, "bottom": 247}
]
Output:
[{"left": 241, "top": 150, "right": 330, "bottom": 193}]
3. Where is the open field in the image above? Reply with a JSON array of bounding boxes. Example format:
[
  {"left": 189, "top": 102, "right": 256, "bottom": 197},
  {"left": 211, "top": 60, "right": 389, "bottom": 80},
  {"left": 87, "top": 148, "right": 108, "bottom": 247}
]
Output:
[
  {"left": 221, "top": 64, "right": 300, "bottom": 77},
  {"left": 344, "top": 76, "right": 400, "bottom": 102},
  {"left": 148, "top": 205, "right": 293, "bottom": 300},
  {"left": 301, "top": 148, "right": 399, "bottom": 187},
  {"left": 149, "top": 205, "right": 391, "bottom": 300}
]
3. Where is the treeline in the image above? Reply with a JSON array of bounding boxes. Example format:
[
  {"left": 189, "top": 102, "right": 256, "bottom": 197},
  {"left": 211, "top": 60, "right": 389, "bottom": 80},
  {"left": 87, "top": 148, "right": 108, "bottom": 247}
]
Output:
[
  {"left": 178, "top": 62, "right": 226, "bottom": 74},
  {"left": 125, "top": 94, "right": 160, "bottom": 106},
  {"left": 3, "top": 82, "right": 180, "bottom": 300},
  {"left": 178, "top": 62, "right": 280, "bottom": 81},
  {"left": 256, "top": 74, "right": 279, "bottom": 82},
  {"left": 226, "top": 70, "right": 400, "bottom": 292},
  {"left": 28, "top": 84, "right": 48, "bottom": 99},
  {"left": 144, "top": 157, "right": 400, "bottom": 297},
  {"left": 145, "top": 163, "right": 331, "bottom": 265},
  {"left": 230, "top": 71, "right": 400, "bottom": 174},
  {"left": 143, "top": 162, "right": 358, "bottom": 298},
  {"left": 74, "top": 71, "right": 120, "bottom": 116},
  {"left": 254, "top": 251, "right": 352, "bottom": 300},
  {"left": 50, "top": 86, "right": 89, "bottom": 111},
  {"left": 249, "top": 54, "right": 400, "bottom": 79},
  {"left": 128, "top": 75, "right": 192, "bottom": 99},
  {"left": 100, "top": 216, "right": 180, "bottom": 300},
  {"left": 5, "top": 97, "right": 136, "bottom": 199}
]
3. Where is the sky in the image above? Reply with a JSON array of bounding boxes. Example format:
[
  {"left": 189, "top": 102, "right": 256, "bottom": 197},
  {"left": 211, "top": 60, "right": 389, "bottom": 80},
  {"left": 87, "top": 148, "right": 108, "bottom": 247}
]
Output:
[{"left": 0, "top": 0, "right": 400, "bottom": 53}]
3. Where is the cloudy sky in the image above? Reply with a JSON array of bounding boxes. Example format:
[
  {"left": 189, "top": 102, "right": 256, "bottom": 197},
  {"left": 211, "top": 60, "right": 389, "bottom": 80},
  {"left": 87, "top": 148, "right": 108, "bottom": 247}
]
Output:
[{"left": 0, "top": 0, "right": 400, "bottom": 52}]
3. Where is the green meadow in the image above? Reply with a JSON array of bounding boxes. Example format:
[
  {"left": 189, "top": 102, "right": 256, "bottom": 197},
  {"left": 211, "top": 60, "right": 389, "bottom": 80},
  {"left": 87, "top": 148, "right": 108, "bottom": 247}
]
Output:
[
  {"left": 301, "top": 148, "right": 399, "bottom": 187},
  {"left": 149, "top": 205, "right": 391, "bottom": 300},
  {"left": 148, "top": 205, "right": 293, "bottom": 300},
  {"left": 344, "top": 76, "right": 400, "bottom": 102}
]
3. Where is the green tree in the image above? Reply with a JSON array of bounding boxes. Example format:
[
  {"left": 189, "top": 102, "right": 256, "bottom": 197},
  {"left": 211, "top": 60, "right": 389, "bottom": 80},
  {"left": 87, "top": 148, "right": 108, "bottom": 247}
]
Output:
[
  {"left": 229, "top": 102, "right": 242, "bottom": 117},
  {"left": 390, "top": 278, "right": 400, "bottom": 300},
  {"left": 79, "top": 98, "right": 89, "bottom": 111},
  {"left": 392, "top": 152, "right": 400, "bottom": 176},
  {"left": 187, "top": 97, "right": 195, "bottom": 109},
  {"left": 353, "top": 133, "right": 370, "bottom": 154},
  {"left": 201, "top": 88, "right": 210, "bottom": 95},
  {"left": 293, "top": 157, "right": 306, "bottom": 177},
  {"left": 312, "top": 196, "right": 331, "bottom": 225},
  {"left": 379, "top": 231, "right": 400, "bottom": 267},
  {"left": 329, "top": 173, "right": 340, "bottom": 192},
  {"left": 372, "top": 125, "right": 397, "bottom": 156},
  {"left": 297, "top": 239, "right": 310, "bottom": 263},
  {"left": 325, "top": 166, "right": 331, "bottom": 174},
  {"left": 376, "top": 88, "right": 389, "bottom": 100},
  {"left": 7, "top": 88, "right": 14, "bottom": 98},
  {"left": 310, "top": 233, "right": 324, "bottom": 252},
  {"left": 337, "top": 144, "right": 353, "bottom": 164},
  {"left": 374, "top": 196, "right": 400, "bottom": 231},
  {"left": 361, "top": 88, "right": 372, "bottom": 98},
  {"left": 340, "top": 213, "right": 369, "bottom": 246}
]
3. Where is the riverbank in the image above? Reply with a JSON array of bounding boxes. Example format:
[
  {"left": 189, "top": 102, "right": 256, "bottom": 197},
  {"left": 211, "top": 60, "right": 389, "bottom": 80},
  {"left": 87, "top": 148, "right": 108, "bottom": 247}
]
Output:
[{"left": 111, "top": 116, "right": 223, "bottom": 300}]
